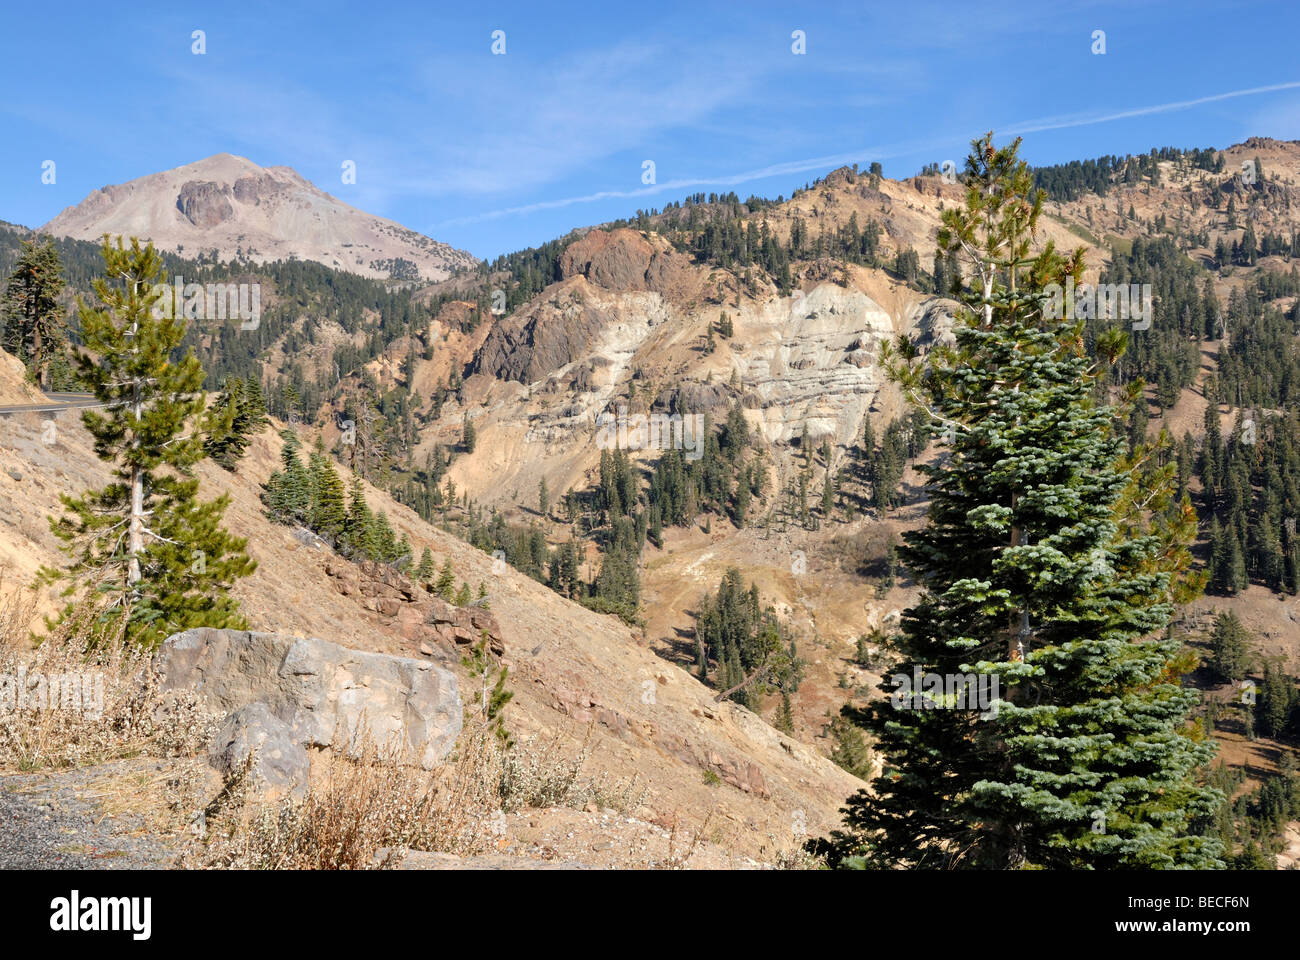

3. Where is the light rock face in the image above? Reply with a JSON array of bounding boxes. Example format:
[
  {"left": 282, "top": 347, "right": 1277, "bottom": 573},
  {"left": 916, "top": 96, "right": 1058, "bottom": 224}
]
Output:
[
  {"left": 156, "top": 628, "right": 463, "bottom": 791},
  {"left": 734, "top": 284, "right": 898, "bottom": 448}
]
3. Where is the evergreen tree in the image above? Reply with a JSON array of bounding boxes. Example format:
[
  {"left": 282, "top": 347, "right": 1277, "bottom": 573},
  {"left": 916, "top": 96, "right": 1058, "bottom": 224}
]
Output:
[
  {"left": 829, "top": 715, "right": 874, "bottom": 780},
  {"left": 462, "top": 414, "right": 477, "bottom": 453},
  {"left": 343, "top": 476, "right": 374, "bottom": 558},
  {"left": 203, "top": 376, "right": 266, "bottom": 469},
  {"left": 1207, "top": 611, "right": 1252, "bottom": 683},
  {"left": 415, "top": 546, "right": 435, "bottom": 582},
  {"left": 1256, "top": 661, "right": 1297, "bottom": 740},
  {"left": 45, "top": 237, "right": 254, "bottom": 647},
  {"left": 816, "top": 135, "right": 1222, "bottom": 869},
  {"left": 307, "top": 452, "right": 347, "bottom": 542},
  {"left": 1, "top": 236, "right": 69, "bottom": 389},
  {"left": 435, "top": 559, "right": 456, "bottom": 601}
]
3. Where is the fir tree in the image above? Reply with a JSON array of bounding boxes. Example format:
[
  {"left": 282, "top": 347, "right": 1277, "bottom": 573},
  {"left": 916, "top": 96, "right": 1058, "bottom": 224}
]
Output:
[
  {"left": 462, "top": 414, "right": 476, "bottom": 453},
  {"left": 45, "top": 237, "right": 254, "bottom": 647},
  {"left": 829, "top": 715, "right": 874, "bottom": 780},
  {"left": 1, "top": 236, "right": 69, "bottom": 390},
  {"left": 435, "top": 559, "right": 456, "bottom": 601},
  {"left": 415, "top": 546, "right": 435, "bottom": 582},
  {"left": 343, "top": 476, "right": 374, "bottom": 558},
  {"left": 307, "top": 452, "right": 347, "bottom": 542},
  {"left": 816, "top": 135, "right": 1222, "bottom": 869},
  {"left": 1207, "top": 611, "right": 1252, "bottom": 683}
]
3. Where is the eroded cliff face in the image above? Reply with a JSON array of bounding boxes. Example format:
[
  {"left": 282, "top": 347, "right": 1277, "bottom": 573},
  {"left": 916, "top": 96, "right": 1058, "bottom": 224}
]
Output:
[{"left": 435, "top": 258, "right": 952, "bottom": 513}]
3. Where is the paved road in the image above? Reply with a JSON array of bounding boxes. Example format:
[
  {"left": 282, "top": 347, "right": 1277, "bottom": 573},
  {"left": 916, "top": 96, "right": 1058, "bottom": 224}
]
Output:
[{"left": 0, "top": 392, "right": 110, "bottom": 416}]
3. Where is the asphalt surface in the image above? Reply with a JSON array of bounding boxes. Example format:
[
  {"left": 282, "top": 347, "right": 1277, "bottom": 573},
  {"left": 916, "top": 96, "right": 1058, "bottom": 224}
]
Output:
[{"left": 0, "top": 392, "right": 106, "bottom": 416}]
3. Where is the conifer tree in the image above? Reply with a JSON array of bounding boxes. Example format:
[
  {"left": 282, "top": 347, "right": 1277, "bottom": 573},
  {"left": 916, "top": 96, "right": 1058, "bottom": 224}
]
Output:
[
  {"left": 1207, "top": 611, "right": 1252, "bottom": 683},
  {"left": 816, "top": 135, "right": 1222, "bottom": 869},
  {"left": 343, "top": 476, "right": 374, "bottom": 558},
  {"left": 435, "top": 559, "right": 456, "bottom": 601},
  {"left": 462, "top": 414, "right": 476, "bottom": 453},
  {"left": 203, "top": 376, "right": 267, "bottom": 470},
  {"left": 2, "top": 236, "right": 69, "bottom": 389},
  {"left": 415, "top": 546, "right": 435, "bottom": 582},
  {"left": 45, "top": 237, "right": 254, "bottom": 647},
  {"left": 307, "top": 452, "right": 347, "bottom": 542}
]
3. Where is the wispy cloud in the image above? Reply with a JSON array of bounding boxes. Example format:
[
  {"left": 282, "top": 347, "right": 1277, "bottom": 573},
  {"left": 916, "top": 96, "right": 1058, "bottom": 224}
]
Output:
[
  {"left": 1002, "top": 81, "right": 1300, "bottom": 136},
  {"left": 440, "top": 80, "right": 1300, "bottom": 228}
]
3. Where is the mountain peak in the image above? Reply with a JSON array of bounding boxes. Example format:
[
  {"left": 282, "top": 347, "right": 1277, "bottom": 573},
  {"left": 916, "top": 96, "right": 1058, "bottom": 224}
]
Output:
[{"left": 41, "top": 155, "right": 476, "bottom": 281}]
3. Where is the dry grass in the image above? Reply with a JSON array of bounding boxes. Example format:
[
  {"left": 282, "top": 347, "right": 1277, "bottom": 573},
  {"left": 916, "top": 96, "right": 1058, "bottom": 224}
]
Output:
[
  {"left": 0, "top": 571, "right": 653, "bottom": 869},
  {"left": 194, "top": 718, "right": 649, "bottom": 869},
  {"left": 0, "top": 571, "right": 218, "bottom": 772}
]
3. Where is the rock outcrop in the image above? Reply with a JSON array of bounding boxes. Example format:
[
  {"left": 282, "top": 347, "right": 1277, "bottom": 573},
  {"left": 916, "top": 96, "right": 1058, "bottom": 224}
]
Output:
[
  {"left": 156, "top": 628, "right": 463, "bottom": 796},
  {"left": 324, "top": 558, "right": 504, "bottom": 656},
  {"left": 176, "top": 180, "right": 234, "bottom": 227}
]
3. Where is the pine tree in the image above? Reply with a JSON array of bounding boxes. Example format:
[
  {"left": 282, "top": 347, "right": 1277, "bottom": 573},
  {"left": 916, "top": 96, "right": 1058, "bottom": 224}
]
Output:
[
  {"left": 44, "top": 237, "right": 255, "bottom": 647},
  {"left": 462, "top": 414, "right": 476, "bottom": 453},
  {"left": 1256, "top": 661, "right": 1297, "bottom": 740},
  {"left": 263, "top": 430, "right": 312, "bottom": 524},
  {"left": 203, "top": 376, "right": 264, "bottom": 469},
  {"left": 1, "top": 236, "right": 69, "bottom": 390},
  {"left": 307, "top": 452, "right": 347, "bottom": 542},
  {"left": 538, "top": 477, "right": 549, "bottom": 518},
  {"left": 1207, "top": 611, "right": 1252, "bottom": 683},
  {"left": 435, "top": 559, "right": 456, "bottom": 601},
  {"left": 816, "top": 135, "right": 1222, "bottom": 869},
  {"left": 829, "top": 715, "right": 873, "bottom": 779},
  {"left": 343, "top": 476, "right": 373, "bottom": 558},
  {"left": 415, "top": 546, "right": 435, "bottom": 582}
]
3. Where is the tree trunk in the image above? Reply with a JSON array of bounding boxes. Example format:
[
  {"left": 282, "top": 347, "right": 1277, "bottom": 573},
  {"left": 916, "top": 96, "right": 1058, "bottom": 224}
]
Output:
[
  {"left": 128, "top": 464, "right": 143, "bottom": 585},
  {"left": 128, "top": 374, "right": 143, "bottom": 587}
]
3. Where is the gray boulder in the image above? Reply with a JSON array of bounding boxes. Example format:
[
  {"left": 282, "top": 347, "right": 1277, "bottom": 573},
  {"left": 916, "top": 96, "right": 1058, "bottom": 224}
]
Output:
[
  {"left": 156, "top": 628, "right": 463, "bottom": 774},
  {"left": 208, "top": 702, "right": 310, "bottom": 799}
]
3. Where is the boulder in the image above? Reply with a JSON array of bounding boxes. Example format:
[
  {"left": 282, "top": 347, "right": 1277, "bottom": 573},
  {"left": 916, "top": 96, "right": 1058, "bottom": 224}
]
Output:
[
  {"left": 156, "top": 628, "right": 463, "bottom": 772},
  {"left": 208, "top": 701, "right": 310, "bottom": 799}
]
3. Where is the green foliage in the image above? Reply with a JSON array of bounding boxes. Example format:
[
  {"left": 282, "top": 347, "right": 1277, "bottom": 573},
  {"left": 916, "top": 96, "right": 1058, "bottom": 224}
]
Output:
[
  {"left": 203, "top": 375, "right": 268, "bottom": 470},
  {"left": 414, "top": 547, "right": 435, "bottom": 582},
  {"left": 263, "top": 440, "right": 407, "bottom": 566},
  {"left": 434, "top": 559, "right": 456, "bottom": 601},
  {"left": 1206, "top": 611, "right": 1252, "bottom": 683},
  {"left": 694, "top": 568, "right": 802, "bottom": 710},
  {"left": 462, "top": 635, "right": 513, "bottom": 747},
  {"left": 1, "top": 235, "right": 72, "bottom": 389},
  {"left": 1255, "top": 661, "right": 1299, "bottom": 740},
  {"left": 829, "top": 715, "right": 873, "bottom": 780},
  {"left": 461, "top": 414, "right": 476, "bottom": 453},
  {"left": 818, "top": 134, "right": 1223, "bottom": 870},
  {"left": 44, "top": 237, "right": 254, "bottom": 648}
]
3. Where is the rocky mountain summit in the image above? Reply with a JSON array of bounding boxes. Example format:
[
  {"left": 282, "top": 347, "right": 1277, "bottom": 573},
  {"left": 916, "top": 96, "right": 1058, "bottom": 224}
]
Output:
[{"left": 42, "top": 153, "right": 477, "bottom": 281}]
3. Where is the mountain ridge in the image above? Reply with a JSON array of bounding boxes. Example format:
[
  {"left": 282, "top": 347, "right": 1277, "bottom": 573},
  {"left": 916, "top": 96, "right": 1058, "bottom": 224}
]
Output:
[{"left": 40, "top": 153, "right": 478, "bottom": 282}]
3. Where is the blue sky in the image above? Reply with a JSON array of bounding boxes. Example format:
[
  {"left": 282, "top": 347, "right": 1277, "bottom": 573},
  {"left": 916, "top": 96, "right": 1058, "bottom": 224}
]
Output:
[{"left": 3, "top": 0, "right": 1300, "bottom": 262}]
